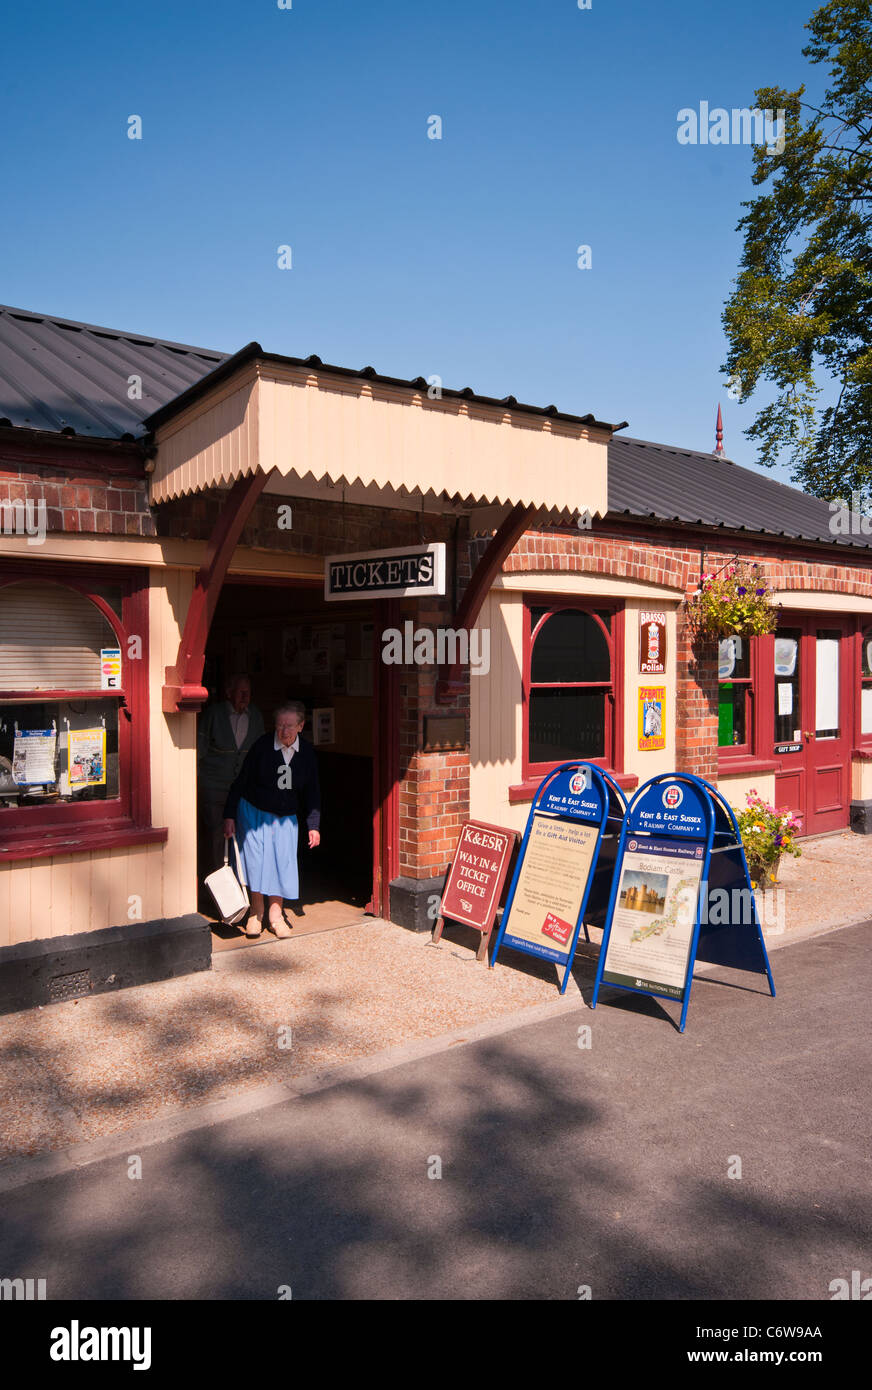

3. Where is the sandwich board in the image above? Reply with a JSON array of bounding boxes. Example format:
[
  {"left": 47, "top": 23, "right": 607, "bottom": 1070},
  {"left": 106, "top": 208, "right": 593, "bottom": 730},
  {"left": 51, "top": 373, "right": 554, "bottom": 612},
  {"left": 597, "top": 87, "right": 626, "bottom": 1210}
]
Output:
[
  {"left": 490, "top": 762, "right": 627, "bottom": 993},
  {"left": 591, "top": 772, "right": 776, "bottom": 1032}
]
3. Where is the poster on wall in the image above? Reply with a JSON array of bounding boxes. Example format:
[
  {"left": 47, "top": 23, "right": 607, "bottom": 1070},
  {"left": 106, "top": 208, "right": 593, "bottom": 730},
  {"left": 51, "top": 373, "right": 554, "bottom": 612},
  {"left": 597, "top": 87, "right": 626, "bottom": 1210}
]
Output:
[
  {"left": 638, "top": 685, "right": 666, "bottom": 750},
  {"left": 312, "top": 708, "right": 335, "bottom": 745},
  {"left": 347, "top": 660, "right": 373, "bottom": 696},
  {"left": 12, "top": 729, "right": 57, "bottom": 785},
  {"left": 601, "top": 837, "right": 704, "bottom": 998},
  {"left": 68, "top": 728, "right": 107, "bottom": 788},
  {"left": 639, "top": 612, "right": 667, "bottom": 674}
]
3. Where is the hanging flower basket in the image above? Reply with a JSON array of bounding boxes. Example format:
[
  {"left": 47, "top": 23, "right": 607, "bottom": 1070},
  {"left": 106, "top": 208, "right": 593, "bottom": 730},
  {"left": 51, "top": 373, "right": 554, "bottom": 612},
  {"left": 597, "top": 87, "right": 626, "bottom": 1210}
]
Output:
[{"left": 687, "top": 562, "right": 778, "bottom": 640}]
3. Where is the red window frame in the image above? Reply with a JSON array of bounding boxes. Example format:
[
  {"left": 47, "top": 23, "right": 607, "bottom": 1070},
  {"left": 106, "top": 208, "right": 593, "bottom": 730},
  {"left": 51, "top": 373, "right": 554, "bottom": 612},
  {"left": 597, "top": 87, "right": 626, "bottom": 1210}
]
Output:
[
  {"left": 717, "top": 633, "right": 755, "bottom": 760},
  {"left": 855, "top": 620, "right": 872, "bottom": 751},
  {"left": 0, "top": 560, "right": 160, "bottom": 860},
  {"left": 521, "top": 598, "right": 625, "bottom": 784}
]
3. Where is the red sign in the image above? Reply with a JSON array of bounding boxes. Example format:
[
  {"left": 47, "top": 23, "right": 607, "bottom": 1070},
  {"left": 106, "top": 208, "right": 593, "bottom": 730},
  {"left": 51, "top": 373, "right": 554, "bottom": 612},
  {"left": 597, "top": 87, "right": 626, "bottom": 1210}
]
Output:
[
  {"left": 433, "top": 820, "right": 518, "bottom": 961},
  {"left": 639, "top": 611, "right": 667, "bottom": 675}
]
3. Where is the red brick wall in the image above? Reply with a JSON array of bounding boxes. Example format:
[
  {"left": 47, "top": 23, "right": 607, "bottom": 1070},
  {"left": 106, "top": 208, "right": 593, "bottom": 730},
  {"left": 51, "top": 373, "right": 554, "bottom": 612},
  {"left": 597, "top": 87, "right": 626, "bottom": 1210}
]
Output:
[
  {"left": 0, "top": 459, "right": 155, "bottom": 537},
  {"left": 502, "top": 527, "right": 872, "bottom": 787}
]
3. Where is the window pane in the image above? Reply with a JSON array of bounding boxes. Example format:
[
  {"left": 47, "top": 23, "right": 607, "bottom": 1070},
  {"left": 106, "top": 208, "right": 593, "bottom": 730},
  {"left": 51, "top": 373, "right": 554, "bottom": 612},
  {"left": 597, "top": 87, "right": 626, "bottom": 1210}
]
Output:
[
  {"left": 0, "top": 700, "right": 120, "bottom": 805},
  {"left": 0, "top": 582, "right": 117, "bottom": 691},
  {"left": 529, "top": 688, "right": 606, "bottom": 763},
  {"left": 815, "top": 631, "right": 840, "bottom": 739},
  {"left": 718, "top": 635, "right": 749, "bottom": 680},
  {"left": 718, "top": 684, "right": 746, "bottom": 747},
  {"left": 531, "top": 610, "right": 610, "bottom": 684},
  {"left": 862, "top": 629, "right": 872, "bottom": 678},
  {"left": 863, "top": 685, "right": 872, "bottom": 735},
  {"left": 774, "top": 630, "right": 801, "bottom": 743}
]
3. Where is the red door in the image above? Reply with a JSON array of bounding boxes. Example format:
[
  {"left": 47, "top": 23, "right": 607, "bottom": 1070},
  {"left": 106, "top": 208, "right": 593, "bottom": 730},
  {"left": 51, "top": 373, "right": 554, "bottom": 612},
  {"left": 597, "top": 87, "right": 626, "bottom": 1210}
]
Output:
[{"left": 773, "top": 617, "right": 852, "bottom": 835}]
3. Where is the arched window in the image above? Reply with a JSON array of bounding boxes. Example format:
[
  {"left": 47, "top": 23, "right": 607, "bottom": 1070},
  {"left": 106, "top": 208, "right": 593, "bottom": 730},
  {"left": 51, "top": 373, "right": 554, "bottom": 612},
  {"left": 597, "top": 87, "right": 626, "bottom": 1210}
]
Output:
[
  {"left": 524, "top": 602, "right": 621, "bottom": 776},
  {"left": 0, "top": 564, "right": 153, "bottom": 856}
]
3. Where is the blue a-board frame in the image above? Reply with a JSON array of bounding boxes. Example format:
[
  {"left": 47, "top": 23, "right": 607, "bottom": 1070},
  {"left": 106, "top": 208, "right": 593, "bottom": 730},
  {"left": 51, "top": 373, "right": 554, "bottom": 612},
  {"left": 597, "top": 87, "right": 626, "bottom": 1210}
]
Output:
[
  {"left": 490, "top": 762, "right": 627, "bottom": 993},
  {"left": 590, "top": 772, "right": 776, "bottom": 1032}
]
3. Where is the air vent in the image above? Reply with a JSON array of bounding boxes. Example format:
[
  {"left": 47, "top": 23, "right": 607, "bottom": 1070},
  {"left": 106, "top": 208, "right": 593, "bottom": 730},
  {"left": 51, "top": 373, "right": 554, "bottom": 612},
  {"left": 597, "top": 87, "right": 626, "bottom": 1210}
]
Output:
[{"left": 49, "top": 970, "right": 91, "bottom": 1002}]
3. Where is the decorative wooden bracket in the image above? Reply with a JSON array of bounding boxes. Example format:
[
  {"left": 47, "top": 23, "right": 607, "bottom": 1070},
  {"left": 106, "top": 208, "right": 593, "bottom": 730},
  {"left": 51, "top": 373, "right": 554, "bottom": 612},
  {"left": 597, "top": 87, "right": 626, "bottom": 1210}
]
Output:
[
  {"left": 434, "top": 503, "right": 536, "bottom": 705},
  {"left": 163, "top": 470, "right": 270, "bottom": 713}
]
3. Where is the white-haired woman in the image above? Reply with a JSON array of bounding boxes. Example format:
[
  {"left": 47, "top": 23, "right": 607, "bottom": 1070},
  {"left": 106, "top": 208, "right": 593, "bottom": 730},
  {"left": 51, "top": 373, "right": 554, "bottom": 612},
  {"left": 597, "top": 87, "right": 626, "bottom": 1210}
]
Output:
[{"left": 223, "top": 701, "right": 321, "bottom": 937}]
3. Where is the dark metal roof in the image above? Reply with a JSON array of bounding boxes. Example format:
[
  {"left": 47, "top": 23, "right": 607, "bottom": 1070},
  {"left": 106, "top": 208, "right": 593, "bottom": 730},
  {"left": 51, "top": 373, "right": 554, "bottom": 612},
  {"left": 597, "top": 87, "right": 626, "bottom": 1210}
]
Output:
[
  {"left": 608, "top": 435, "right": 872, "bottom": 551},
  {"left": 0, "top": 304, "right": 228, "bottom": 439},
  {"left": 143, "top": 342, "right": 624, "bottom": 435}
]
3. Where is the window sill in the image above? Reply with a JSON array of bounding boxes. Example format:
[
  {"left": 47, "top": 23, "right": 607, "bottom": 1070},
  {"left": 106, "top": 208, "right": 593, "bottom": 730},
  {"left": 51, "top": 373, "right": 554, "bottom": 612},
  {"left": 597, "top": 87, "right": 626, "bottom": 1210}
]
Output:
[
  {"left": 717, "top": 755, "right": 781, "bottom": 776},
  {"left": 0, "top": 824, "right": 168, "bottom": 862},
  {"left": 509, "top": 770, "right": 639, "bottom": 804},
  {"left": 852, "top": 747, "right": 872, "bottom": 761}
]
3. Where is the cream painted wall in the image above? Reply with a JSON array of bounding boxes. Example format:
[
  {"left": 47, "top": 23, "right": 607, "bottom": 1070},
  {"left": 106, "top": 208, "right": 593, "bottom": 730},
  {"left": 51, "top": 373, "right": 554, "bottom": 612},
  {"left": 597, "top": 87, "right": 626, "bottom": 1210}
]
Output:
[
  {"left": 0, "top": 567, "right": 197, "bottom": 949},
  {"left": 851, "top": 759, "right": 872, "bottom": 800},
  {"left": 470, "top": 582, "right": 682, "bottom": 832},
  {"left": 718, "top": 772, "right": 777, "bottom": 815}
]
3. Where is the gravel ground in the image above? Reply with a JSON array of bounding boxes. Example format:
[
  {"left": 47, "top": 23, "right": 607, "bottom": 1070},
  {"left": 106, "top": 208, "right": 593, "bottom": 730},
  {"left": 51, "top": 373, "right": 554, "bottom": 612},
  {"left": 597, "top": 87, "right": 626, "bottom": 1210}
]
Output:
[{"left": 0, "top": 831, "right": 868, "bottom": 1163}]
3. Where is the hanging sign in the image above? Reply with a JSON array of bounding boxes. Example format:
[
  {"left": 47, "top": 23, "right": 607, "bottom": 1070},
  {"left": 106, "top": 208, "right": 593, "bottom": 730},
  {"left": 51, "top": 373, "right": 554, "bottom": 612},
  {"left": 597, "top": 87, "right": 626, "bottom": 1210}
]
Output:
[
  {"left": 100, "top": 647, "right": 122, "bottom": 690},
  {"left": 638, "top": 686, "right": 666, "bottom": 750},
  {"left": 68, "top": 728, "right": 107, "bottom": 788},
  {"left": 490, "top": 762, "right": 627, "bottom": 993},
  {"left": 639, "top": 612, "right": 667, "bottom": 674},
  {"left": 432, "top": 820, "right": 518, "bottom": 962},
  {"left": 12, "top": 729, "right": 57, "bottom": 785},
  {"left": 591, "top": 773, "right": 775, "bottom": 1032},
  {"left": 324, "top": 544, "right": 446, "bottom": 601}
]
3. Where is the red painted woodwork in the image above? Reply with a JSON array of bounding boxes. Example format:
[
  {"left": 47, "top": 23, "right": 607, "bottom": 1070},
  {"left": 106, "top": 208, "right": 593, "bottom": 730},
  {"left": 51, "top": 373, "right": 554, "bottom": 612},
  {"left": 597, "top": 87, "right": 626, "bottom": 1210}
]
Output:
[
  {"left": 163, "top": 471, "right": 270, "bottom": 712},
  {"left": 368, "top": 597, "right": 400, "bottom": 916},
  {"left": 771, "top": 616, "right": 853, "bottom": 834},
  {"left": 434, "top": 503, "right": 536, "bottom": 704},
  {"left": 521, "top": 597, "right": 624, "bottom": 783},
  {"left": 0, "top": 561, "right": 154, "bottom": 845}
]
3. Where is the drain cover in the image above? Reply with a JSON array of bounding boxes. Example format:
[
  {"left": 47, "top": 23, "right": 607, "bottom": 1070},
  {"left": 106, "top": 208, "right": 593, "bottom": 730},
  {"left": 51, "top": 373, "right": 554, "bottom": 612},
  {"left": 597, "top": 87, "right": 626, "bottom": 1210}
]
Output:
[{"left": 49, "top": 969, "right": 91, "bottom": 1002}]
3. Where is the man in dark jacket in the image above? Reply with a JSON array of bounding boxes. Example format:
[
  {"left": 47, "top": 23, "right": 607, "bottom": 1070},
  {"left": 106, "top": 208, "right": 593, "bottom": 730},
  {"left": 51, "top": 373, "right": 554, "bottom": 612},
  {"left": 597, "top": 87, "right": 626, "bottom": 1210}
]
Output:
[{"left": 197, "top": 674, "right": 265, "bottom": 880}]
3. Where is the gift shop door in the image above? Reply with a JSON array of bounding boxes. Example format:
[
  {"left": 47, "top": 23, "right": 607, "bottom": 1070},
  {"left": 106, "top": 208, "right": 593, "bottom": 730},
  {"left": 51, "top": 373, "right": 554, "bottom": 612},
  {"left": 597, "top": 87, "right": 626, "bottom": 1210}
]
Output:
[{"left": 773, "top": 617, "right": 852, "bottom": 836}]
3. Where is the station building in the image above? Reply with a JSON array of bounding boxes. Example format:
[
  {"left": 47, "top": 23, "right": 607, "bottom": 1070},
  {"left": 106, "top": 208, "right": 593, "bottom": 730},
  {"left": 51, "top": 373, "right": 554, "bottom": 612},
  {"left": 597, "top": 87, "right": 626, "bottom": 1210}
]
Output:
[{"left": 1, "top": 302, "right": 871, "bottom": 1012}]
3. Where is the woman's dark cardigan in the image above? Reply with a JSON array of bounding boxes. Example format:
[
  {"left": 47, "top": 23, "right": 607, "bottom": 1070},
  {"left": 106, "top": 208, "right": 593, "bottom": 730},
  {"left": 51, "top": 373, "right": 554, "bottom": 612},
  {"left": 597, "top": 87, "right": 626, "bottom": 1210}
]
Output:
[{"left": 223, "top": 733, "right": 321, "bottom": 830}]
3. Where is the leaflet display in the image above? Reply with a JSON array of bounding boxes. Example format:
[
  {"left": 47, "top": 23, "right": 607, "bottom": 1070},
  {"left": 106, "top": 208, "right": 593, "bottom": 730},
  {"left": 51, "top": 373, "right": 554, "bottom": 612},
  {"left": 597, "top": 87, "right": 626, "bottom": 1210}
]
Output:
[
  {"left": 490, "top": 762, "right": 627, "bottom": 993},
  {"left": 591, "top": 773, "right": 776, "bottom": 1032}
]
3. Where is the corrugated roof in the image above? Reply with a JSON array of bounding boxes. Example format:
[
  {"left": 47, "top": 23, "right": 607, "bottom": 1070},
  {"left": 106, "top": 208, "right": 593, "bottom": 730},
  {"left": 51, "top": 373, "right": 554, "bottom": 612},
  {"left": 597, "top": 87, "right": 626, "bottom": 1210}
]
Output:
[
  {"left": 607, "top": 435, "right": 872, "bottom": 551},
  {"left": 0, "top": 304, "right": 228, "bottom": 439}
]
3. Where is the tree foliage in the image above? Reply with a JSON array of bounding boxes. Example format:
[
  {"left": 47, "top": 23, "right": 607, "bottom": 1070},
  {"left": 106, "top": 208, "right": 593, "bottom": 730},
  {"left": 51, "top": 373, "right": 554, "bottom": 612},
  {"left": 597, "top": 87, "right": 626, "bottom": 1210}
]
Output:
[{"left": 722, "top": 0, "right": 872, "bottom": 497}]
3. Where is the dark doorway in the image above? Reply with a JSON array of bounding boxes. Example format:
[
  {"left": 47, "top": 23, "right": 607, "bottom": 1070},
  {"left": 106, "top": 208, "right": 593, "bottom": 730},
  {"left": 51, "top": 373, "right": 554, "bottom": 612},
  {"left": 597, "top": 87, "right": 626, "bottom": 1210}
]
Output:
[{"left": 200, "top": 579, "right": 377, "bottom": 942}]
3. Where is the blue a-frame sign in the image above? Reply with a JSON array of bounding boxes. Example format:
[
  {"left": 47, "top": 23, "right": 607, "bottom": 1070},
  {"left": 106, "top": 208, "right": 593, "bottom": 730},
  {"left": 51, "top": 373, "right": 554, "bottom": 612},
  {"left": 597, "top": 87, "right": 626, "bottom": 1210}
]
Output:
[
  {"left": 591, "top": 772, "right": 776, "bottom": 1032},
  {"left": 490, "top": 762, "right": 627, "bottom": 993}
]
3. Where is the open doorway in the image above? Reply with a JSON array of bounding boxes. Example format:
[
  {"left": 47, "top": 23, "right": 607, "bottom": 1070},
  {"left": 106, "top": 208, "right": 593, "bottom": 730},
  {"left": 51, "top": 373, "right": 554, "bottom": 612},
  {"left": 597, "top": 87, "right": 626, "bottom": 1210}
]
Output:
[{"left": 199, "top": 578, "right": 377, "bottom": 947}]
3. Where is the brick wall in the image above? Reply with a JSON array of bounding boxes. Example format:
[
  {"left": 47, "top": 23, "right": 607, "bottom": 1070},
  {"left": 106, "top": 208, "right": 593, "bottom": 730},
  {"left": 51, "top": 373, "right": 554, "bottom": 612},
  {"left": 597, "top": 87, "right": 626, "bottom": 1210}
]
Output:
[{"left": 0, "top": 459, "right": 155, "bottom": 537}]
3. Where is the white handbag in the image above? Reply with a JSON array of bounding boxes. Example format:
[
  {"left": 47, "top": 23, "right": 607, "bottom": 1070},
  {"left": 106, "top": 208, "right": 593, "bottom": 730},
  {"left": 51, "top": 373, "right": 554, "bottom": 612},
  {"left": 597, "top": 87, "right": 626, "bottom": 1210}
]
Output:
[{"left": 205, "top": 835, "right": 250, "bottom": 925}]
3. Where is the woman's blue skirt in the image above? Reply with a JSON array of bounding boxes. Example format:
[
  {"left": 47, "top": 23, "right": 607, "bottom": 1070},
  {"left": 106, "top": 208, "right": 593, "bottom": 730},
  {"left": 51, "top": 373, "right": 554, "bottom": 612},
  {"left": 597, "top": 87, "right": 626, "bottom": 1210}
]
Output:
[{"left": 237, "top": 798, "right": 299, "bottom": 899}]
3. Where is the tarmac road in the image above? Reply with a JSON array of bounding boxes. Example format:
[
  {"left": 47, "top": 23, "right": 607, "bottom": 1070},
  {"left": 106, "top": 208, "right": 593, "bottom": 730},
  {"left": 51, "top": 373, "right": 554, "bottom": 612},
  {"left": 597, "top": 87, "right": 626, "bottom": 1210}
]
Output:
[{"left": 0, "top": 922, "right": 869, "bottom": 1301}]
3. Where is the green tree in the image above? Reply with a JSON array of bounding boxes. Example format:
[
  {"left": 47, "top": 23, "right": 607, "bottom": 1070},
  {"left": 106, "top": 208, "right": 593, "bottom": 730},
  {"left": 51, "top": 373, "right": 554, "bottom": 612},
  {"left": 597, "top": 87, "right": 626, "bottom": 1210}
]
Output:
[{"left": 722, "top": 0, "right": 872, "bottom": 499}]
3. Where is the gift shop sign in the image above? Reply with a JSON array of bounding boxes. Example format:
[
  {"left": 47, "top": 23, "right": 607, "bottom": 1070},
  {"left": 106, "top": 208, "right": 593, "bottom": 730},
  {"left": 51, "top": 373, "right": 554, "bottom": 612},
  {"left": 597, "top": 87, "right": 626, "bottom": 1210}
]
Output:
[
  {"left": 324, "top": 543, "right": 446, "bottom": 601},
  {"left": 639, "top": 612, "right": 667, "bottom": 674}
]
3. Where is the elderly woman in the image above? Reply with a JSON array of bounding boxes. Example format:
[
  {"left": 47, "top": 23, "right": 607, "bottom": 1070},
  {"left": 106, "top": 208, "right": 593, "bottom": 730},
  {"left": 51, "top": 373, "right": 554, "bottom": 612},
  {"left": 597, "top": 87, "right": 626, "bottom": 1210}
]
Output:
[{"left": 223, "top": 701, "right": 321, "bottom": 938}]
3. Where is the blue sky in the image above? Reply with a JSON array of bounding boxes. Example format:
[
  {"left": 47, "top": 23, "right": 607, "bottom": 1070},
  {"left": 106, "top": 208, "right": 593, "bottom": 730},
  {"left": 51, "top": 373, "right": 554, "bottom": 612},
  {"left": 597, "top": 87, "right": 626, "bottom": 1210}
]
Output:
[{"left": 0, "top": 0, "right": 821, "bottom": 478}]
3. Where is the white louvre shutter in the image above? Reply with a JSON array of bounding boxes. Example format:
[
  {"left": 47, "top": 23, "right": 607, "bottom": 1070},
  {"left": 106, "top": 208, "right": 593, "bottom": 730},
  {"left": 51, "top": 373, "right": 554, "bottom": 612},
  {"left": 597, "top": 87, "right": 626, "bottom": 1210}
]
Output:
[{"left": 0, "top": 582, "right": 118, "bottom": 691}]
